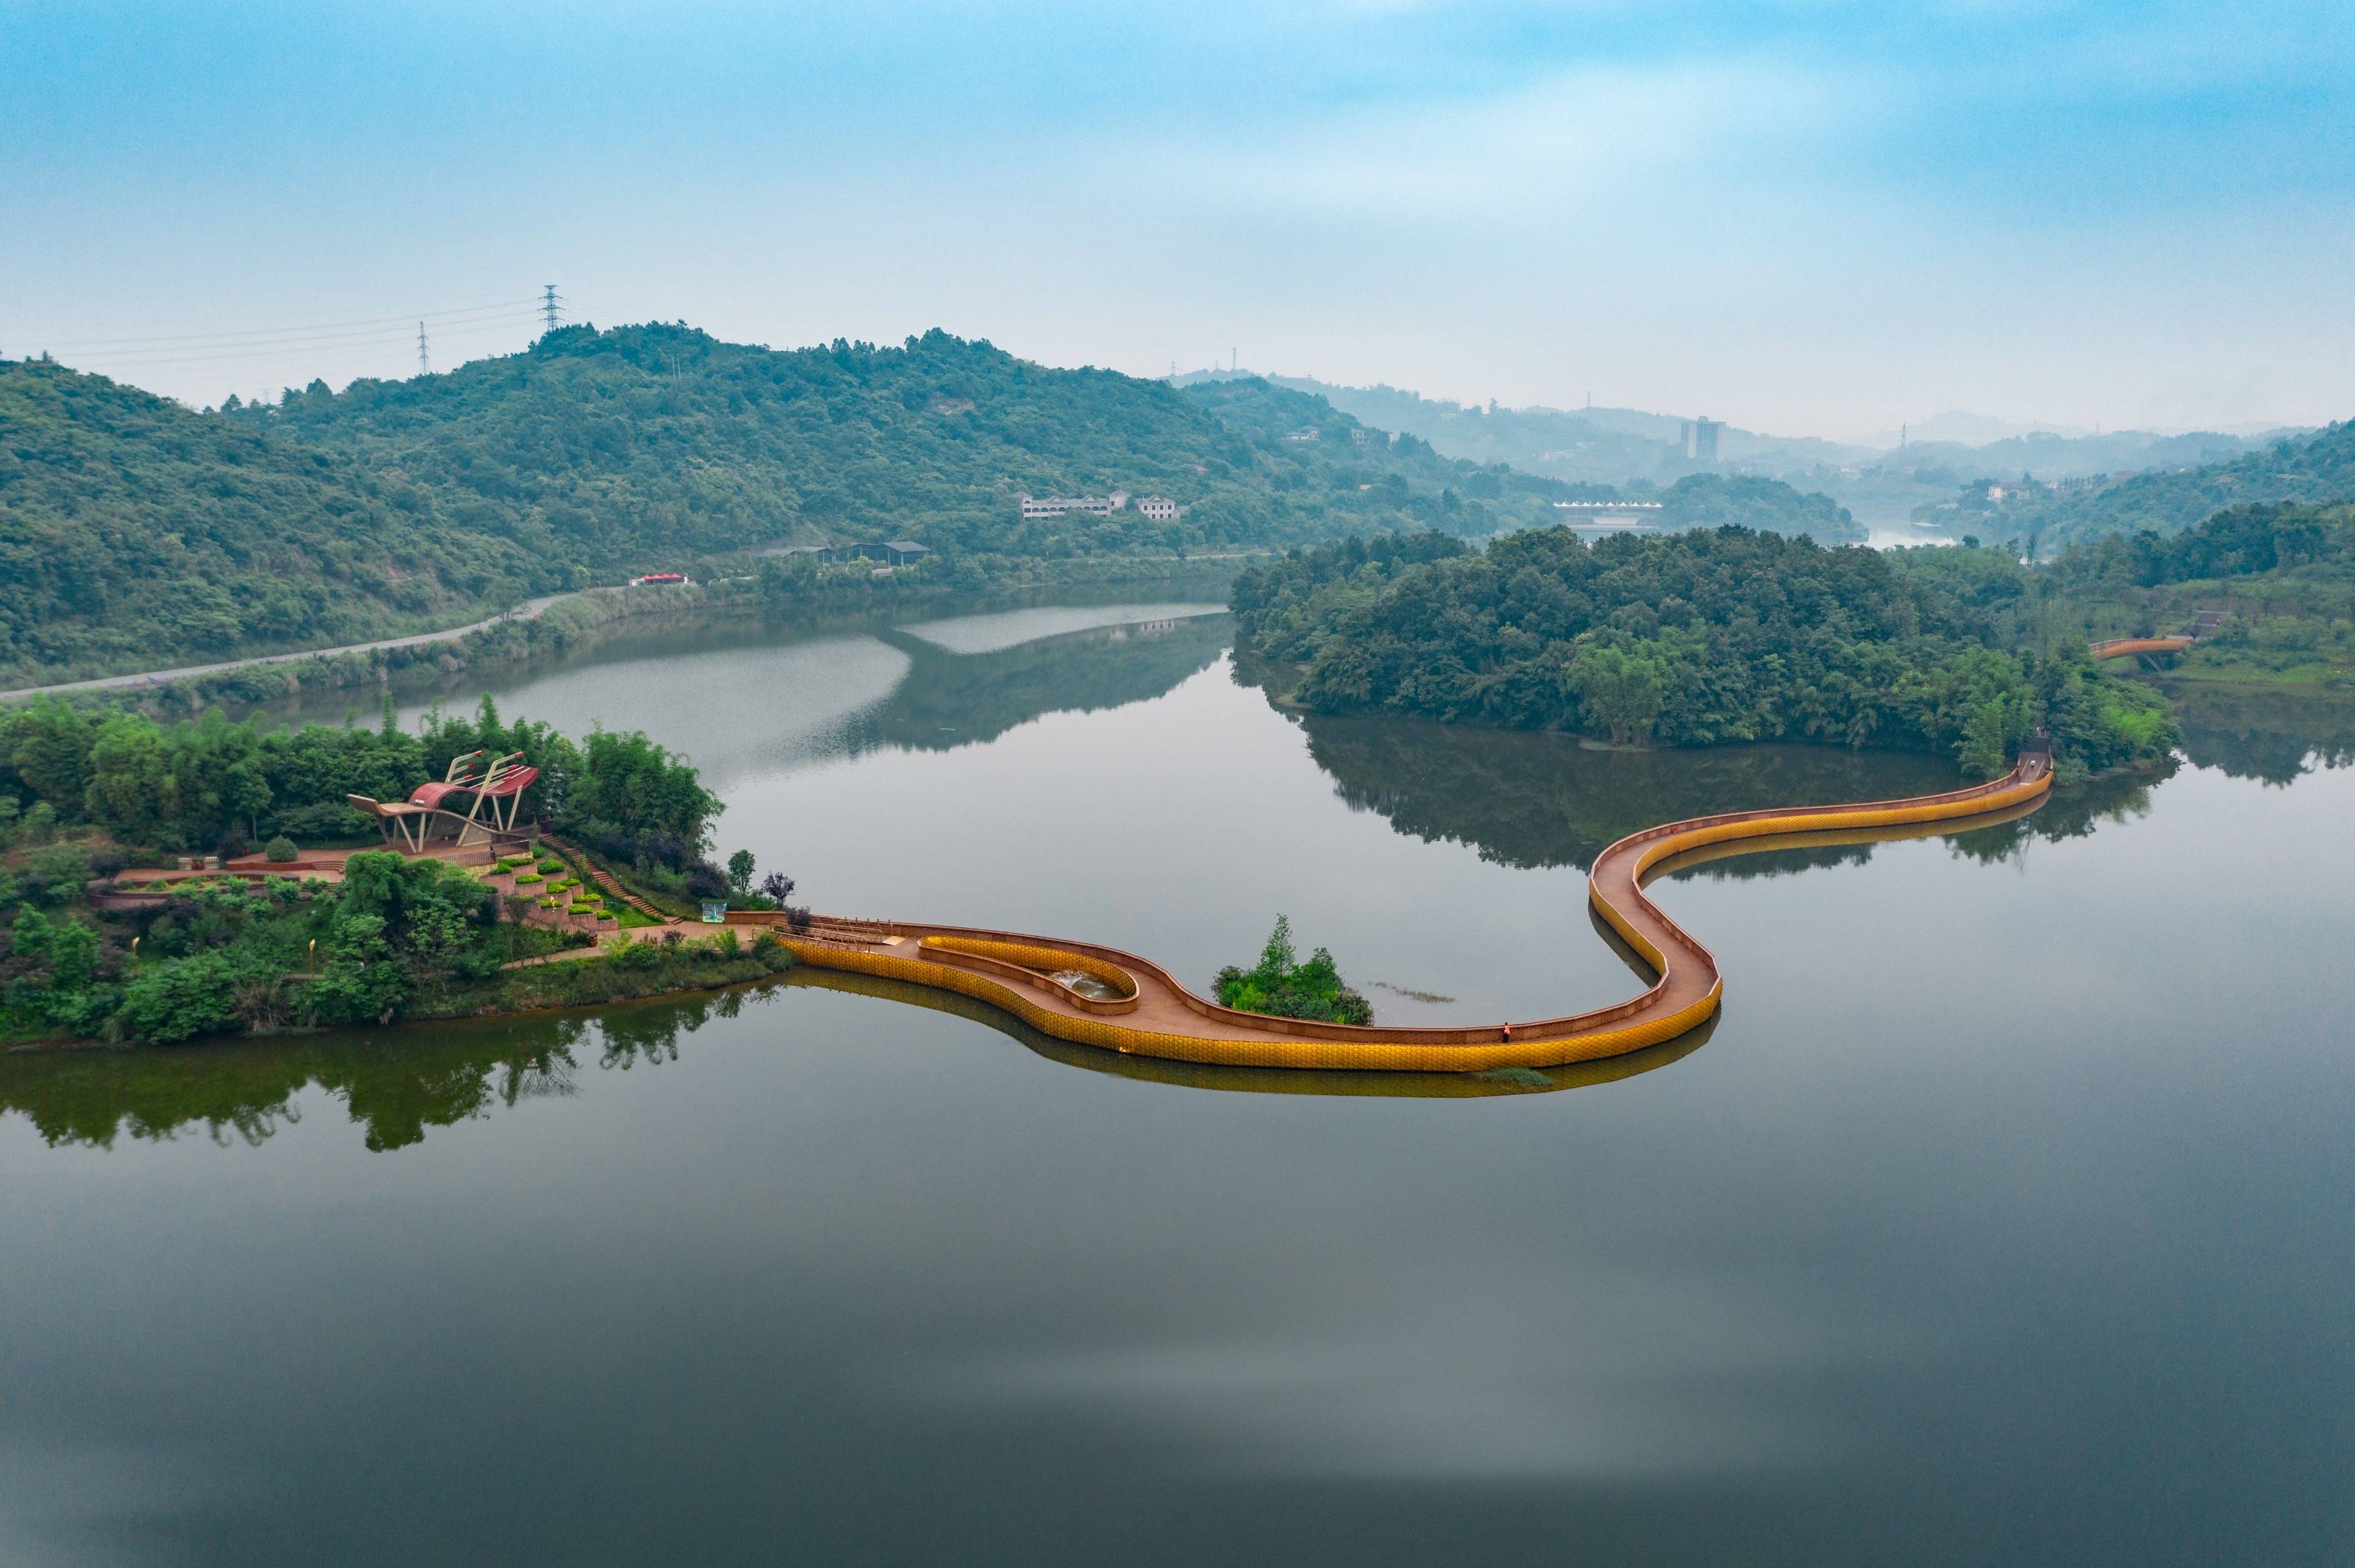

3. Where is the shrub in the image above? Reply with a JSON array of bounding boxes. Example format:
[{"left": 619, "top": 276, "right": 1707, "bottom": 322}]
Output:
[
  {"left": 119, "top": 948, "right": 262, "bottom": 1043},
  {"left": 270, "top": 801, "right": 372, "bottom": 842},
  {"left": 1214, "top": 915, "right": 1375, "bottom": 1026},
  {"left": 263, "top": 836, "right": 300, "bottom": 863}
]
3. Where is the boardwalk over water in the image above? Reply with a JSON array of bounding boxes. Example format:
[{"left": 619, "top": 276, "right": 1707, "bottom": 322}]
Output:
[{"left": 730, "top": 754, "right": 2053, "bottom": 1074}]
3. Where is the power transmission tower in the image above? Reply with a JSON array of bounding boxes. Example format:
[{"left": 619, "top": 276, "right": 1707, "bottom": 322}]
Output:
[
  {"left": 541, "top": 284, "right": 561, "bottom": 336},
  {"left": 417, "top": 322, "right": 430, "bottom": 375}
]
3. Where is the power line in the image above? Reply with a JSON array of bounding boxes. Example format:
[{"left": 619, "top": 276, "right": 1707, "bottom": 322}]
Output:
[
  {"left": 30, "top": 296, "right": 539, "bottom": 352},
  {"left": 56, "top": 313, "right": 543, "bottom": 370}
]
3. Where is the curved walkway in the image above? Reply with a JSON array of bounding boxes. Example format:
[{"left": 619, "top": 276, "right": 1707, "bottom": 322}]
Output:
[
  {"left": 1, "top": 594, "right": 576, "bottom": 702},
  {"left": 732, "top": 753, "right": 2053, "bottom": 1074}
]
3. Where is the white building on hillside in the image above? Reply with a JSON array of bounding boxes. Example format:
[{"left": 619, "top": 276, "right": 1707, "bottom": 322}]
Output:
[
  {"left": 1019, "top": 491, "right": 1131, "bottom": 520},
  {"left": 1137, "top": 496, "right": 1180, "bottom": 521}
]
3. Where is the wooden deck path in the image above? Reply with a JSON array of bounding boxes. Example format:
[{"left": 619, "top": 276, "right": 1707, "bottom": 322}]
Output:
[{"left": 726, "top": 754, "right": 2053, "bottom": 1074}]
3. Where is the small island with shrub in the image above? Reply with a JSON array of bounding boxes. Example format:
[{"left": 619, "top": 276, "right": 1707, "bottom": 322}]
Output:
[{"left": 1215, "top": 915, "right": 1374, "bottom": 1026}]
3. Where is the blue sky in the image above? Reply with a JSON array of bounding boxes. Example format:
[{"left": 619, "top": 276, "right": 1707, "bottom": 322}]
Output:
[{"left": 6, "top": 1, "right": 2348, "bottom": 436}]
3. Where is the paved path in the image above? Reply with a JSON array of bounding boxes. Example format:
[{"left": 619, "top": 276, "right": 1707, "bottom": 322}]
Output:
[{"left": 2, "top": 594, "right": 578, "bottom": 702}]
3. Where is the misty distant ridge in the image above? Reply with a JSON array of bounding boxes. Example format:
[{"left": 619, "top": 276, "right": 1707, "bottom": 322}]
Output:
[
  {"left": 1180, "top": 367, "right": 2304, "bottom": 466},
  {"left": 1178, "top": 366, "right": 2325, "bottom": 534}
]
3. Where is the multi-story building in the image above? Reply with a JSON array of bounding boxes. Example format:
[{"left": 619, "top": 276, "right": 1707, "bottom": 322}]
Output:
[
  {"left": 1137, "top": 496, "right": 1180, "bottom": 521},
  {"left": 1018, "top": 492, "right": 1131, "bottom": 520},
  {"left": 1680, "top": 416, "right": 1722, "bottom": 462}
]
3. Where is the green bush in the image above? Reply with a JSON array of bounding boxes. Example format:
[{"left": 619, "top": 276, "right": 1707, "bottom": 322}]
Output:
[
  {"left": 1214, "top": 915, "right": 1374, "bottom": 1026},
  {"left": 119, "top": 948, "right": 263, "bottom": 1044},
  {"left": 263, "top": 836, "right": 300, "bottom": 863}
]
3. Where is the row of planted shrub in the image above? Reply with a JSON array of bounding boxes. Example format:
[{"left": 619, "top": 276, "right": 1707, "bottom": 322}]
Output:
[{"left": 484, "top": 851, "right": 617, "bottom": 929}]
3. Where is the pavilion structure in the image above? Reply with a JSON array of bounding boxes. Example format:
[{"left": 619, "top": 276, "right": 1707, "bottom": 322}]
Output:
[{"left": 346, "top": 750, "right": 542, "bottom": 854}]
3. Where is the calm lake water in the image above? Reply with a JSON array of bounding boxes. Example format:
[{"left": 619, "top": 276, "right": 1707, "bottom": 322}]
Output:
[{"left": 5, "top": 593, "right": 2352, "bottom": 1566}]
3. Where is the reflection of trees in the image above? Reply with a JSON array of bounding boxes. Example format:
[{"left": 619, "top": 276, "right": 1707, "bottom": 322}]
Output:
[
  {"left": 846, "top": 616, "right": 1228, "bottom": 756},
  {"left": 2167, "top": 685, "right": 2355, "bottom": 785},
  {"left": 1291, "top": 706, "right": 2167, "bottom": 880},
  {"left": 1940, "top": 770, "right": 2161, "bottom": 865},
  {"left": 1295, "top": 710, "right": 1964, "bottom": 875},
  {"left": 0, "top": 988, "right": 778, "bottom": 1154}
]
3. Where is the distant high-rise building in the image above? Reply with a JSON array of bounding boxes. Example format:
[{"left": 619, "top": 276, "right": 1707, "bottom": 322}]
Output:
[{"left": 1681, "top": 416, "right": 1722, "bottom": 462}]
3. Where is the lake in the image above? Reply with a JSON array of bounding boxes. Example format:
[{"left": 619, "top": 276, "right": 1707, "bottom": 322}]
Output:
[{"left": 4, "top": 592, "right": 2351, "bottom": 1566}]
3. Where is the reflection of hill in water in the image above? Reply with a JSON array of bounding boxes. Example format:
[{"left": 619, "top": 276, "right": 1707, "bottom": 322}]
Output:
[
  {"left": 0, "top": 1004, "right": 682, "bottom": 1154},
  {"left": 2168, "top": 684, "right": 2355, "bottom": 785},
  {"left": 845, "top": 614, "right": 1228, "bottom": 756},
  {"left": 0, "top": 956, "right": 1682, "bottom": 1152},
  {"left": 1293, "top": 708, "right": 2161, "bottom": 878}
]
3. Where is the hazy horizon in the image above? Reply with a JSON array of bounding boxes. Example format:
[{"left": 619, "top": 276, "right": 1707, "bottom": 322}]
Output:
[{"left": 9, "top": 1, "right": 2348, "bottom": 439}]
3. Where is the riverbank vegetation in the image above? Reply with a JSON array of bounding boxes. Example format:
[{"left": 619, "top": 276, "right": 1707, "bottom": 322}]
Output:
[
  {"left": 0, "top": 692, "right": 794, "bottom": 1047},
  {"left": 1891, "top": 503, "right": 2355, "bottom": 691},
  {"left": 1215, "top": 915, "right": 1375, "bottom": 1026},
  {"left": 1233, "top": 526, "right": 2178, "bottom": 779},
  {"left": 0, "top": 693, "right": 719, "bottom": 861}
]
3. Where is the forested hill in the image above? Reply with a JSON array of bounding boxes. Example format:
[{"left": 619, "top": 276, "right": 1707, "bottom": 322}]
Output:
[
  {"left": 1232, "top": 527, "right": 2177, "bottom": 778},
  {"left": 238, "top": 326, "right": 1577, "bottom": 566},
  {"left": 1999, "top": 420, "right": 2355, "bottom": 547},
  {"left": 0, "top": 358, "right": 546, "bottom": 685},
  {"left": 2, "top": 324, "right": 1871, "bottom": 687}
]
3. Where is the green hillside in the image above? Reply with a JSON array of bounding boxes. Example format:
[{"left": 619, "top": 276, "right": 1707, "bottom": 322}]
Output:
[
  {"left": 2, "top": 324, "right": 1904, "bottom": 689},
  {"left": 244, "top": 327, "right": 1571, "bottom": 567},
  {"left": 1948, "top": 421, "right": 2355, "bottom": 547},
  {"left": 0, "top": 358, "right": 545, "bottom": 687}
]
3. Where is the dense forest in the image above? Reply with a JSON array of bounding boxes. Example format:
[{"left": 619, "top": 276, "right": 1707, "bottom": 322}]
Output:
[
  {"left": 0, "top": 360, "right": 547, "bottom": 683},
  {"left": 1651, "top": 473, "right": 1863, "bottom": 540},
  {"left": 1892, "top": 502, "right": 2355, "bottom": 689},
  {"left": 1, "top": 329, "right": 1612, "bottom": 685},
  {"left": 240, "top": 329, "right": 1592, "bottom": 563},
  {"left": 1233, "top": 526, "right": 2178, "bottom": 778}
]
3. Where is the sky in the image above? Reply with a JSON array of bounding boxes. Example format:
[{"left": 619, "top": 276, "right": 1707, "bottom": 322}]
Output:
[{"left": 4, "top": 0, "right": 2350, "bottom": 440}]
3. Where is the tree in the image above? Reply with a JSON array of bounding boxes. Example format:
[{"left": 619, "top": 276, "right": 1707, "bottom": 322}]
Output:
[
  {"left": 1958, "top": 698, "right": 2013, "bottom": 780},
  {"left": 118, "top": 950, "right": 256, "bottom": 1043},
  {"left": 1567, "top": 639, "right": 1667, "bottom": 746},
  {"left": 726, "top": 849, "right": 756, "bottom": 898},
  {"left": 307, "top": 912, "right": 408, "bottom": 1026}
]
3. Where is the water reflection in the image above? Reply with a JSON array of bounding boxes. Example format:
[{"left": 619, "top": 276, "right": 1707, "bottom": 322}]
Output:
[
  {"left": 0, "top": 962, "right": 1702, "bottom": 1155},
  {"left": 1287, "top": 701, "right": 2165, "bottom": 880},
  {"left": 2167, "top": 683, "right": 2355, "bottom": 784},
  {"left": 846, "top": 614, "right": 1227, "bottom": 757},
  {"left": 0, "top": 988, "right": 776, "bottom": 1153}
]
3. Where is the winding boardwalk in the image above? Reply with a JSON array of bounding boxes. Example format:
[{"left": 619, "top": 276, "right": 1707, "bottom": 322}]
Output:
[{"left": 730, "top": 753, "right": 2053, "bottom": 1074}]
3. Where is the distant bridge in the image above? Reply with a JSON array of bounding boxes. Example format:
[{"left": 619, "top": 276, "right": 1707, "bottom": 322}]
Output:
[{"left": 2089, "top": 609, "right": 2225, "bottom": 663}]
